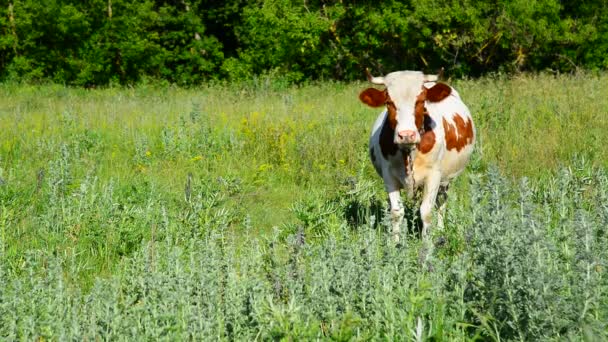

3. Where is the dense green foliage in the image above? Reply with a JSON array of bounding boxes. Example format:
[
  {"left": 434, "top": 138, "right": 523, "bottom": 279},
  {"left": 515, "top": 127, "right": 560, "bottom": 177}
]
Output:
[
  {"left": 1, "top": 73, "right": 607, "bottom": 339},
  {"left": 1, "top": 0, "right": 607, "bottom": 85}
]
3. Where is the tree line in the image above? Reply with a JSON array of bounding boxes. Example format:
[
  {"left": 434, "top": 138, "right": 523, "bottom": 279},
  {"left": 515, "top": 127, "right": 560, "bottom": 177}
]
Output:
[{"left": 1, "top": 0, "right": 606, "bottom": 86}]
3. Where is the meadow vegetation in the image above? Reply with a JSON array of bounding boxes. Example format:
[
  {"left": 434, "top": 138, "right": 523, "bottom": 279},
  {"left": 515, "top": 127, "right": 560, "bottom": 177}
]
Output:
[{"left": 0, "top": 72, "right": 607, "bottom": 339}]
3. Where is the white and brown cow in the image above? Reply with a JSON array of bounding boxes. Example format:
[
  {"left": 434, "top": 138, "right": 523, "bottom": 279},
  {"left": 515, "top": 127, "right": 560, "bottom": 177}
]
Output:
[{"left": 359, "top": 70, "right": 475, "bottom": 242}]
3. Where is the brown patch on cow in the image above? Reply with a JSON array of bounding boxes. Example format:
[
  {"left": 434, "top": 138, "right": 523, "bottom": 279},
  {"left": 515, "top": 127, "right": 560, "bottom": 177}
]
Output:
[
  {"left": 379, "top": 113, "right": 398, "bottom": 158},
  {"left": 414, "top": 88, "right": 437, "bottom": 154},
  {"left": 425, "top": 83, "right": 451, "bottom": 102},
  {"left": 418, "top": 130, "right": 436, "bottom": 154},
  {"left": 414, "top": 88, "right": 427, "bottom": 130},
  {"left": 403, "top": 153, "right": 411, "bottom": 174},
  {"left": 359, "top": 88, "right": 387, "bottom": 107},
  {"left": 443, "top": 114, "right": 474, "bottom": 152}
]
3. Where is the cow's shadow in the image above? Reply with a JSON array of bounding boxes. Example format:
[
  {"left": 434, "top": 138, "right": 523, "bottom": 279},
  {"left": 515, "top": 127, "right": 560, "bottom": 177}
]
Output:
[
  {"left": 342, "top": 195, "right": 423, "bottom": 237},
  {"left": 343, "top": 196, "right": 384, "bottom": 228}
]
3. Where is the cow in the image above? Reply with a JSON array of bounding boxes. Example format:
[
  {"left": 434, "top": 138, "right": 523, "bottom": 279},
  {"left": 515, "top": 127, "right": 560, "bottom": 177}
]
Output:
[{"left": 359, "top": 69, "right": 475, "bottom": 242}]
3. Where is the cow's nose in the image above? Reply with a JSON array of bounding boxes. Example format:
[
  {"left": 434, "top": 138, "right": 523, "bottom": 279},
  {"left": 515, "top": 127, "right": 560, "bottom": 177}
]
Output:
[{"left": 398, "top": 130, "right": 417, "bottom": 142}]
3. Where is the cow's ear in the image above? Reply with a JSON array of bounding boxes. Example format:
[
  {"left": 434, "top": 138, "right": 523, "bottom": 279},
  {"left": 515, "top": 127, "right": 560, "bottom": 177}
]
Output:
[
  {"left": 425, "top": 83, "right": 451, "bottom": 102},
  {"left": 359, "top": 88, "right": 387, "bottom": 107}
]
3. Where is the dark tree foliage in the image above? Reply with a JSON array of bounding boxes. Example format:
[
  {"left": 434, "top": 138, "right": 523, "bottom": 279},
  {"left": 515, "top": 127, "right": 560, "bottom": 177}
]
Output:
[{"left": 0, "top": 0, "right": 606, "bottom": 85}]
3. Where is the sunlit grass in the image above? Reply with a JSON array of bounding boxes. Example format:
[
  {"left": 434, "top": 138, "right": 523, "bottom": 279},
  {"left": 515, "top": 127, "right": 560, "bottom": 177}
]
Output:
[
  {"left": 457, "top": 72, "right": 608, "bottom": 176},
  {"left": 0, "top": 73, "right": 607, "bottom": 339}
]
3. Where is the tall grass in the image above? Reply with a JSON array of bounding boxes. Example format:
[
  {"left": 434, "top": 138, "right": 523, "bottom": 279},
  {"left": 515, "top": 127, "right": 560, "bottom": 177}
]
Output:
[{"left": 0, "top": 73, "right": 607, "bottom": 339}]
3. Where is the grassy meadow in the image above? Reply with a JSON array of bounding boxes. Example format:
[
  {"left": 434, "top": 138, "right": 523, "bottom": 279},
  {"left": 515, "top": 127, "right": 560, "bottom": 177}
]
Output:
[{"left": 0, "top": 73, "right": 607, "bottom": 340}]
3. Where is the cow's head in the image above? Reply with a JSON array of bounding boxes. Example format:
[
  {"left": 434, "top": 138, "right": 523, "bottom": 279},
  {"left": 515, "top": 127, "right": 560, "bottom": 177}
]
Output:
[{"left": 359, "top": 70, "right": 438, "bottom": 147}]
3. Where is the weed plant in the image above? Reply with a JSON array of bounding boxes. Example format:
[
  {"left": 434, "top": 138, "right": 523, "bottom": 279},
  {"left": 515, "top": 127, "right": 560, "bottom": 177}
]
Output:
[{"left": 0, "top": 73, "right": 607, "bottom": 339}]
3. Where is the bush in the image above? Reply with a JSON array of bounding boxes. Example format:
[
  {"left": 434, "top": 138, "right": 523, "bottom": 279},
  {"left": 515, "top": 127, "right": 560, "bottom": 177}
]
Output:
[{"left": 1, "top": 1, "right": 607, "bottom": 84}]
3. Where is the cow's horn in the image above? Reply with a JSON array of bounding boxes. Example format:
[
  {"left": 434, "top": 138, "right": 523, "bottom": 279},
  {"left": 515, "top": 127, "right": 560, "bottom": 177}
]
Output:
[
  {"left": 365, "top": 68, "right": 385, "bottom": 85},
  {"left": 437, "top": 67, "right": 445, "bottom": 80}
]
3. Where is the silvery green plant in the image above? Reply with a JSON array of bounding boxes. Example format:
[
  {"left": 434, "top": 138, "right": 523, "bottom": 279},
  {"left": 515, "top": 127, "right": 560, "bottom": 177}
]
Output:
[{"left": 1, "top": 165, "right": 607, "bottom": 340}]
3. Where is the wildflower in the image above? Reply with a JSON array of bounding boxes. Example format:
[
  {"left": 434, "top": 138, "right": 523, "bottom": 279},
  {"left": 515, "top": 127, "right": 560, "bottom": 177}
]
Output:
[{"left": 258, "top": 163, "right": 272, "bottom": 172}]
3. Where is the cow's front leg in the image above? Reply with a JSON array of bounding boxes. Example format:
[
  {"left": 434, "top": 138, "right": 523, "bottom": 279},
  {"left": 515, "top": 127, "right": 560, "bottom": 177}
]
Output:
[
  {"left": 388, "top": 189, "right": 404, "bottom": 243},
  {"left": 420, "top": 171, "right": 442, "bottom": 238}
]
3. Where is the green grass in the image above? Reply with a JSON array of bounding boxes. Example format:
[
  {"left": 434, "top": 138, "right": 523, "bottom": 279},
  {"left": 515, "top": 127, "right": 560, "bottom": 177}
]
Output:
[
  {"left": 0, "top": 73, "right": 607, "bottom": 340},
  {"left": 458, "top": 73, "right": 608, "bottom": 177}
]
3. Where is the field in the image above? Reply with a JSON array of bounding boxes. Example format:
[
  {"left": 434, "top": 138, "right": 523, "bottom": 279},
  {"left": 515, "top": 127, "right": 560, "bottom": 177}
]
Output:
[{"left": 1, "top": 73, "right": 607, "bottom": 340}]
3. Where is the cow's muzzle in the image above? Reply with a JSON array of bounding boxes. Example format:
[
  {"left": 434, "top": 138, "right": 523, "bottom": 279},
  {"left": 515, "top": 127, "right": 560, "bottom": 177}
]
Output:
[{"left": 396, "top": 130, "right": 420, "bottom": 146}]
